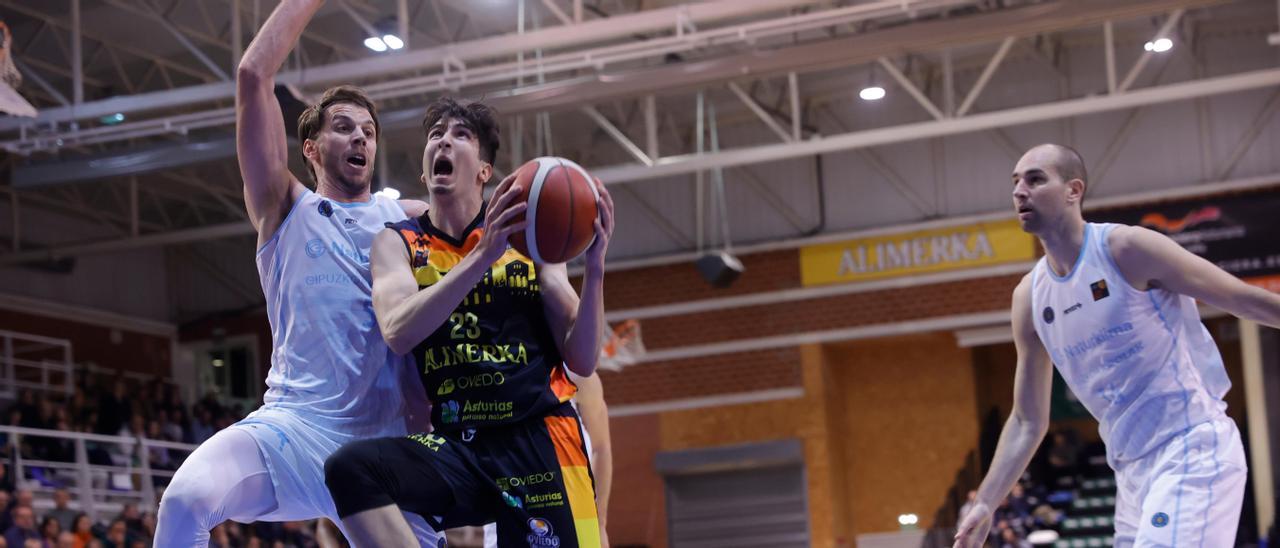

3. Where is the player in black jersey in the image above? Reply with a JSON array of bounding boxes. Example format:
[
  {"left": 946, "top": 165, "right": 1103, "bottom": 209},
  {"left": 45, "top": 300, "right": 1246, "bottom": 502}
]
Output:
[{"left": 324, "top": 97, "right": 615, "bottom": 548}]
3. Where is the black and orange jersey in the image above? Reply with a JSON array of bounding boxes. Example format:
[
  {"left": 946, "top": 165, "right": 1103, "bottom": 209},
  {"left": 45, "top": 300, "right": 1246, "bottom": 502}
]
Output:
[{"left": 388, "top": 206, "right": 577, "bottom": 432}]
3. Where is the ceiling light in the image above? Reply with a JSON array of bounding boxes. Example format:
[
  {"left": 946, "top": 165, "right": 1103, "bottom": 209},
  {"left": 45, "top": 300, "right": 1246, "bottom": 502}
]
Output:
[
  {"left": 382, "top": 34, "right": 404, "bottom": 50},
  {"left": 364, "top": 36, "right": 388, "bottom": 52},
  {"left": 1144, "top": 38, "right": 1173, "bottom": 52},
  {"left": 859, "top": 86, "right": 886, "bottom": 101}
]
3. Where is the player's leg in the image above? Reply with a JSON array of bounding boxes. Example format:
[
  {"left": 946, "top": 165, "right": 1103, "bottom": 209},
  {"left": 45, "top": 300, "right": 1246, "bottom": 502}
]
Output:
[
  {"left": 1133, "top": 419, "right": 1247, "bottom": 547},
  {"left": 1111, "top": 470, "right": 1142, "bottom": 548},
  {"left": 484, "top": 412, "right": 596, "bottom": 548},
  {"left": 325, "top": 433, "right": 477, "bottom": 547},
  {"left": 495, "top": 410, "right": 600, "bottom": 548},
  {"left": 155, "top": 427, "right": 279, "bottom": 546}
]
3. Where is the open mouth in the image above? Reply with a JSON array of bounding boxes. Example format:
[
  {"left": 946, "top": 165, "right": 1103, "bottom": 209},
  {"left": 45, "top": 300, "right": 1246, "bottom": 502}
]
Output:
[
  {"left": 433, "top": 156, "right": 454, "bottom": 177},
  {"left": 1017, "top": 205, "right": 1033, "bottom": 214},
  {"left": 346, "top": 153, "right": 367, "bottom": 168}
]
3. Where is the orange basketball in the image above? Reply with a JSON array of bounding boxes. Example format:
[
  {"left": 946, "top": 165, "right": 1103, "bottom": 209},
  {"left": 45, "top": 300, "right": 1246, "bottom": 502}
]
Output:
[{"left": 508, "top": 156, "right": 600, "bottom": 264}]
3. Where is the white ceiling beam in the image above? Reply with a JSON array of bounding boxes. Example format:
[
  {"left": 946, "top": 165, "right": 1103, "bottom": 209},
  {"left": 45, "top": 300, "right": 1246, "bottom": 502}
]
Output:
[
  {"left": 590, "top": 67, "right": 1280, "bottom": 185},
  {"left": 955, "top": 36, "right": 1016, "bottom": 117},
  {"left": 0, "top": 0, "right": 827, "bottom": 130}
]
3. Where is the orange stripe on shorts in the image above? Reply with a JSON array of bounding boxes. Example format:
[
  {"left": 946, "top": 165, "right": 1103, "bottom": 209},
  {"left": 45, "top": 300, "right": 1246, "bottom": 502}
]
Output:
[{"left": 544, "top": 415, "right": 590, "bottom": 468}]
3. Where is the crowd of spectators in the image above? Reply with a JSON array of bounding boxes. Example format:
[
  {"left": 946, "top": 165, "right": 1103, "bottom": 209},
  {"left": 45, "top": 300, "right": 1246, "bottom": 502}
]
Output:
[
  {"left": 959, "top": 428, "right": 1088, "bottom": 548},
  {"left": 0, "top": 373, "right": 330, "bottom": 547}
]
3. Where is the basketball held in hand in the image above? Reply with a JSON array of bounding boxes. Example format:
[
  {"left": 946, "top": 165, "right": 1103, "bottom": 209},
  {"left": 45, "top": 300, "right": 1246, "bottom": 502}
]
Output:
[{"left": 508, "top": 156, "right": 600, "bottom": 264}]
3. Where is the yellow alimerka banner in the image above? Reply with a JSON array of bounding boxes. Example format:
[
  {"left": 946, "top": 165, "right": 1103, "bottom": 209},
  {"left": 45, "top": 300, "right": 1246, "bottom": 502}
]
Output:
[{"left": 801, "top": 219, "right": 1035, "bottom": 286}]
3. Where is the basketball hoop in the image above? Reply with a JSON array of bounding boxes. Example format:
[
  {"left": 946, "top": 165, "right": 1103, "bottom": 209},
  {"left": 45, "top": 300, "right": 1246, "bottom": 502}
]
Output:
[
  {"left": 0, "top": 20, "right": 35, "bottom": 118},
  {"left": 598, "top": 319, "right": 644, "bottom": 371},
  {"left": 0, "top": 21, "right": 21, "bottom": 89}
]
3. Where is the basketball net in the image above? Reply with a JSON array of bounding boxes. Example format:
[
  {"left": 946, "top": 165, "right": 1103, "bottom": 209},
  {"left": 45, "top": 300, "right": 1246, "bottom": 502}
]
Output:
[
  {"left": 0, "top": 20, "right": 35, "bottom": 118},
  {"left": 598, "top": 319, "right": 645, "bottom": 372}
]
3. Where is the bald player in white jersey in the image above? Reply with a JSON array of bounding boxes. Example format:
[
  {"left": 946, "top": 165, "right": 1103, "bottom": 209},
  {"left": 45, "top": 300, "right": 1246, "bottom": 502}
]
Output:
[
  {"left": 955, "top": 144, "right": 1280, "bottom": 548},
  {"left": 155, "top": 1, "right": 438, "bottom": 545}
]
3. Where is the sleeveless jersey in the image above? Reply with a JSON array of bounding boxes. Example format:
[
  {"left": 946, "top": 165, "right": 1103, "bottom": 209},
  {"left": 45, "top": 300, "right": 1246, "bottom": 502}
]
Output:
[
  {"left": 255, "top": 190, "right": 414, "bottom": 438},
  {"left": 1029, "top": 222, "right": 1230, "bottom": 465},
  {"left": 388, "top": 206, "right": 577, "bottom": 433}
]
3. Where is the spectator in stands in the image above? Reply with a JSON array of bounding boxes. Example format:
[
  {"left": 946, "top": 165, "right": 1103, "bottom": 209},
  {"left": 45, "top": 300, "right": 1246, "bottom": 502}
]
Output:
[
  {"left": 144, "top": 420, "right": 172, "bottom": 473},
  {"left": 0, "top": 490, "right": 14, "bottom": 532},
  {"left": 189, "top": 408, "right": 215, "bottom": 444},
  {"left": 0, "top": 464, "right": 12, "bottom": 493},
  {"left": 162, "top": 409, "right": 185, "bottom": 446},
  {"left": 5, "top": 506, "right": 42, "bottom": 548},
  {"left": 54, "top": 532, "right": 73, "bottom": 548},
  {"left": 116, "top": 505, "right": 141, "bottom": 540},
  {"left": 998, "top": 526, "right": 1031, "bottom": 548},
  {"left": 14, "top": 490, "right": 33, "bottom": 512},
  {"left": 95, "top": 379, "right": 129, "bottom": 436},
  {"left": 38, "top": 517, "right": 58, "bottom": 547},
  {"left": 1047, "top": 431, "right": 1080, "bottom": 485},
  {"left": 98, "top": 519, "right": 126, "bottom": 548},
  {"left": 67, "top": 515, "right": 90, "bottom": 548},
  {"left": 44, "top": 491, "right": 75, "bottom": 537}
]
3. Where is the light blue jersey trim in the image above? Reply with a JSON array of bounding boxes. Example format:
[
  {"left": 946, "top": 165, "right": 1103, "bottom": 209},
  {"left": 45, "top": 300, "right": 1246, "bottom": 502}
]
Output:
[
  {"left": 256, "top": 188, "right": 313, "bottom": 254},
  {"left": 1046, "top": 223, "right": 1091, "bottom": 282},
  {"left": 332, "top": 195, "right": 378, "bottom": 208},
  {"left": 1146, "top": 290, "right": 1219, "bottom": 547}
]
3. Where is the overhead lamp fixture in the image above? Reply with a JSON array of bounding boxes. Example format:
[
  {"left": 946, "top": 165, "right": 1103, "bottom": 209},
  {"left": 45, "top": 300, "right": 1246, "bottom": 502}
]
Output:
[
  {"left": 364, "top": 36, "right": 388, "bottom": 52},
  {"left": 859, "top": 65, "right": 885, "bottom": 101},
  {"left": 1143, "top": 38, "right": 1173, "bottom": 52},
  {"left": 382, "top": 34, "right": 404, "bottom": 50}
]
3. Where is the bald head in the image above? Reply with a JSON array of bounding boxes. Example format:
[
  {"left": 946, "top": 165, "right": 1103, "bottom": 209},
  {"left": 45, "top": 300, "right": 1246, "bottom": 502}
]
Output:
[{"left": 1028, "top": 143, "right": 1087, "bottom": 191}]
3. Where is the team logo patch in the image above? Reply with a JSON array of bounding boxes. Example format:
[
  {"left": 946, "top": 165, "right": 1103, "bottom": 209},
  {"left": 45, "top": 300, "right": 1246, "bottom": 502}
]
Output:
[
  {"left": 437, "top": 379, "right": 455, "bottom": 396},
  {"left": 304, "top": 239, "right": 327, "bottom": 258},
  {"left": 502, "top": 491, "right": 523, "bottom": 509},
  {"left": 1152, "top": 512, "right": 1169, "bottom": 528},
  {"left": 1091, "top": 279, "right": 1110, "bottom": 301},
  {"left": 318, "top": 200, "right": 334, "bottom": 217},
  {"left": 441, "top": 400, "right": 460, "bottom": 424},
  {"left": 1043, "top": 307, "right": 1055, "bottom": 324},
  {"left": 526, "top": 518, "right": 560, "bottom": 547}
]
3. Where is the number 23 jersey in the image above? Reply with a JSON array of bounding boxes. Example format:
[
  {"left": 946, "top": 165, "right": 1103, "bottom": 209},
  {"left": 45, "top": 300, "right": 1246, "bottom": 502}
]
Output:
[{"left": 387, "top": 208, "right": 578, "bottom": 433}]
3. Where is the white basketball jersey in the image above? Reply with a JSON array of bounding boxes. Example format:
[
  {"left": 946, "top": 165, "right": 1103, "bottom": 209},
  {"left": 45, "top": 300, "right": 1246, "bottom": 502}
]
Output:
[
  {"left": 255, "top": 190, "right": 416, "bottom": 438},
  {"left": 1029, "top": 223, "right": 1230, "bottom": 465}
]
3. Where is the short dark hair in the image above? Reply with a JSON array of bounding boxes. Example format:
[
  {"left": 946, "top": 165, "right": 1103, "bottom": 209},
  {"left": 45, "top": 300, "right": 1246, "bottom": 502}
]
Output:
[
  {"left": 297, "top": 85, "right": 380, "bottom": 182},
  {"left": 421, "top": 97, "right": 500, "bottom": 166},
  {"left": 1033, "top": 143, "right": 1088, "bottom": 207}
]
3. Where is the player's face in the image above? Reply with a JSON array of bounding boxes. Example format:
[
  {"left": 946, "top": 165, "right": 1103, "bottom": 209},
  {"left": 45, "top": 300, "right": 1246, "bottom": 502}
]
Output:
[
  {"left": 309, "top": 103, "right": 377, "bottom": 193},
  {"left": 1011, "top": 148, "right": 1071, "bottom": 234},
  {"left": 422, "top": 117, "right": 491, "bottom": 198}
]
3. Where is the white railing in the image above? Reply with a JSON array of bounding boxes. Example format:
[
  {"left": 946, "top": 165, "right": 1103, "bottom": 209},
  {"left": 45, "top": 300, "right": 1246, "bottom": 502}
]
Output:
[
  {"left": 0, "top": 425, "right": 198, "bottom": 521},
  {"left": 0, "top": 330, "right": 75, "bottom": 398}
]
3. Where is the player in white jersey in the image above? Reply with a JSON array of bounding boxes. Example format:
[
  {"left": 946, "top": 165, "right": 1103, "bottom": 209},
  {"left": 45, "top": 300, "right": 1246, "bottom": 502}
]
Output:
[
  {"left": 955, "top": 144, "right": 1280, "bottom": 548},
  {"left": 155, "top": 1, "right": 438, "bottom": 545}
]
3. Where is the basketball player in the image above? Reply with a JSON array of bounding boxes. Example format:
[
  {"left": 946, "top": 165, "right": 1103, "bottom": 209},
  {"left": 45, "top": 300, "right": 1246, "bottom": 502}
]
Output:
[
  {"left": 483, "top": 371, "right": 614, "bottom": 548},
  {"left": 155, "top": 1, "right": 438, "bottom": 545},
  {"left": 323, "top": 97, "right": 614, "bottom": 548},
  {"left": 954, "top": 144, "right": 1280, "bottom": 547}
]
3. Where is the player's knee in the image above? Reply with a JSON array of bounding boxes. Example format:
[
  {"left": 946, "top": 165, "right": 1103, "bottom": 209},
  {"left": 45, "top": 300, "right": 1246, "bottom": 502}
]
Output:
[
  {"left": 324, "top": 440, "right": 385, "bottom": 517},
  {"left": 158, "top": 469, "right": 219, "bottom": 526}
]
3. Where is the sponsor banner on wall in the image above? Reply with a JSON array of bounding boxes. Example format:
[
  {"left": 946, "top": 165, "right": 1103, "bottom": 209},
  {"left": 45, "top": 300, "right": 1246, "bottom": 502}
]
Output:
[
  {"left": 1090, "top": 190, "right": 1280, "bottom": 289},
  {"left": 800, "top": 219, "right": 1036, "bottom": 286}
]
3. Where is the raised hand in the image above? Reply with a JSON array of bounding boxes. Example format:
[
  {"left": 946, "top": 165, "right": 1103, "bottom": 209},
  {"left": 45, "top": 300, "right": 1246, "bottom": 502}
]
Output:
[
  {"left": 584, "top": 176, "right": 614, "bottom": 273},
  {"left": 476, "top": 172, "right": 529, "bottom": 263},
  {"left": 953, "top": 501, "right": 993, "bottom": 548}
]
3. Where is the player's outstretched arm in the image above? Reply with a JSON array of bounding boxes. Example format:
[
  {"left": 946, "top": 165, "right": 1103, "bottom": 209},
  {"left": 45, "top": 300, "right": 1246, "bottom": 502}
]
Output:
[
  {"left": 372, "top": 176, "right": 529, "bottom": 355},
  {"left": 955, "top": 274, "right": 1053, "bottom": 548},
  {"left": 1109, "top": 225, "right": 1280, "bottom": 329},
  {"left": 541, "top": 178, "right": 615, "bottom": 377},
  {"left": 237, "top": 0, "right": 322, "bottom": 244}
]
